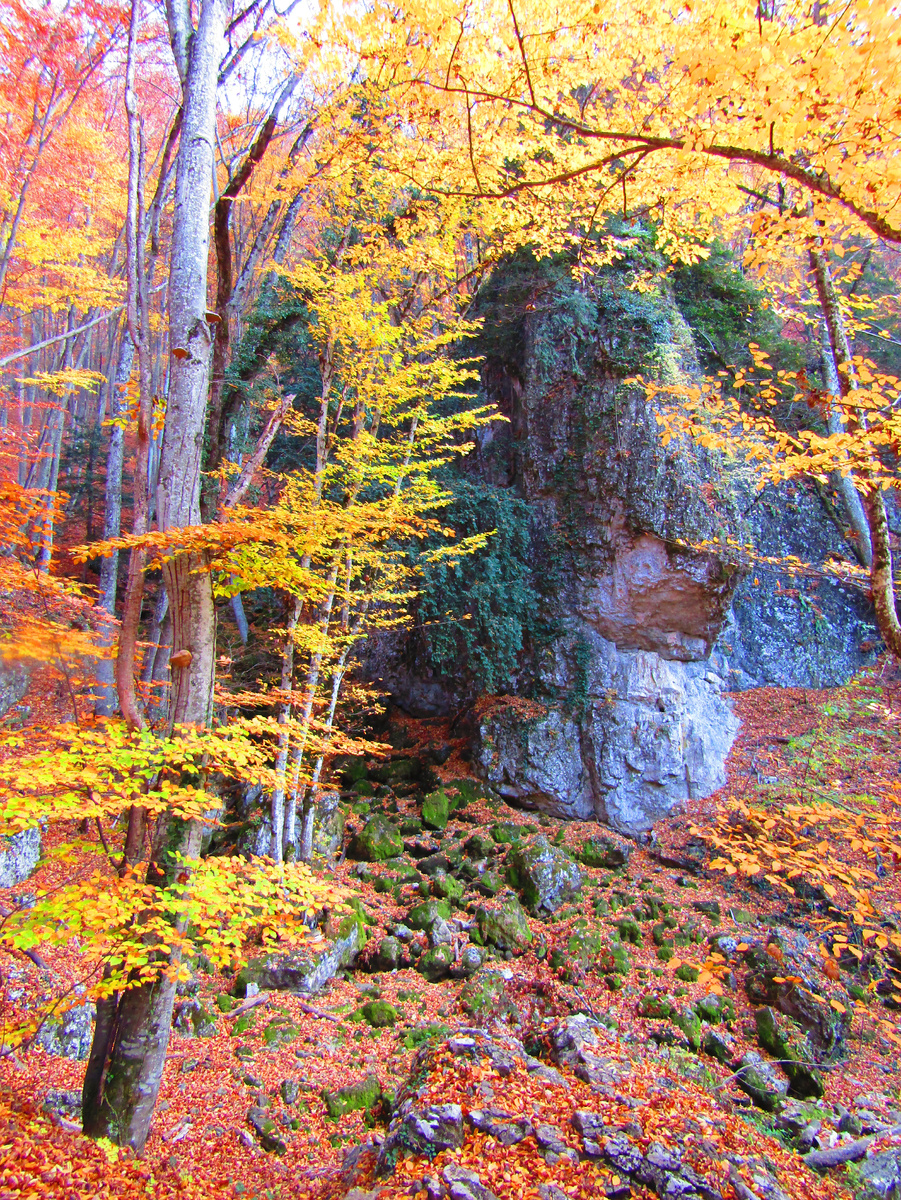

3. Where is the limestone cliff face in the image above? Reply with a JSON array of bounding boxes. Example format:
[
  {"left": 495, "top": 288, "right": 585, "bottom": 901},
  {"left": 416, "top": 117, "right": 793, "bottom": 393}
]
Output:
[
  {"left": 464, "top": 267, "right": 742, "bottom": 833},
  {"left": 367, "top": 256, "right": 878, "bottom": 834}
]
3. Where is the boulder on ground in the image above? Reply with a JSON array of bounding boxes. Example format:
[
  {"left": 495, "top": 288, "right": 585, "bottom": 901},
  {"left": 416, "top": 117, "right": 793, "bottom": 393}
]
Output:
[
  {"left": 323, "top": 1074, "right": 382, "bottom": 1118},
  {"left": 475, "top": 896, "right": 533, "bottom": 953},
  {"left": 508, "top": 836, "right": 582, "bottom": 915},
  {"left": 349, "top": 814, "right": 404, "bottom": 862},
  {"left": 578, "top": 836, "right": 630, "bottom": 870},
  {"left": 235, "top": 911, "right": 365, "bottom": 996},
  {"left": 421, "top": 789, "right": 451, "bottom": 831}
]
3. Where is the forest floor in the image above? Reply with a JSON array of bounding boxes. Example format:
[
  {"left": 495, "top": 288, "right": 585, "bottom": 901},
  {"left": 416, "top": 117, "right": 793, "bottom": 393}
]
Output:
[{"left": 1, "top": 662, "right": 900, "bottom": 1200}]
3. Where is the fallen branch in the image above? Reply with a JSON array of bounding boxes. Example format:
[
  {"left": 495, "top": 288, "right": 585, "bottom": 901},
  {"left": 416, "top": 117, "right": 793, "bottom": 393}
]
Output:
[
  {"left": 225, "top": 993, "right": 269, "bottom": 1019},
  {"left": 803, "top": 1124, "right": 901, "bottom": 1170},
  {"left": 296, "top": 998, "right": 341, "bottom": 1023}
]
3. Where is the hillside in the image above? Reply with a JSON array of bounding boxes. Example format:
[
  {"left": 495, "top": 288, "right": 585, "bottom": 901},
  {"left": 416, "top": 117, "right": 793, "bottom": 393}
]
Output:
[{"left": 2, "top": 664, "right": 900, "bottom": 1200}]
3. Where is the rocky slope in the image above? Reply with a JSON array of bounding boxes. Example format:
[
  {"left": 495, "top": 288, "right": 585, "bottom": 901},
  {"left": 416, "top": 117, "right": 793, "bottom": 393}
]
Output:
[{"left": 4, "top": 668, "right": 900, "bottom": 1200}]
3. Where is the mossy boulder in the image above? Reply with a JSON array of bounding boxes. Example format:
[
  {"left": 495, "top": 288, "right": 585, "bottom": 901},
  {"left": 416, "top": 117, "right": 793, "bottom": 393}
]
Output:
[
  {"left": 476, "top": 896, "right": 533, "bottom": 953},
  {"left": 406, "top": 899, "right": 451, "bottom": 932},
  {"left": 432, "top": 873, "right": 464, "bottom": 903},
  {"left": 696, "top": 993, "right": 734, "bottom": 1025},
  {"left": 234, "top": 910, "right": 365, "bottom": 997},
  {"left": 491, "top": 822, "right": 522, "bottom": 844},
  {"left": 508, "top": 835, "right": 583, "bottom": 915},
  {"left": 464, "top": 832, "right": 495, "bottom": 859},
  {"left": 638, "top": 992, "right": 675, "bottom": 1020},
  {"left": 735, "top": 1050, "right": 789, "bottom": 1112},
  {"left": 474, "top": 869, "right": 505, "bottom": 896},
  {"left": 742, "top": 939, "right": 851, "bottom": 1060},
  {"left": 373, "top": 936, "right": 403, "bottom": 972},
  {"left": 332, "top": 754, "right": 368, "bottom": 786},
  {"left": 578, "top": 836, "right": 630, "bottom": 870},
  {"left": 561, "top": 919, "right": 606, "bottom": 974},
  {"left": 370, "top": 757, "right": 420, "bottom": 786},
  {"left": 755, "top": 1006, "right": 824, "bottom": 1099},
  {"left": 247, "top": 1106, "right": 287, "bottom": 1154},
  {"left": 615, "top": 918, "right": 643, "bottom": 946},
  {"left": 262, "top": 1017, "right": 300, "bottom": 1048},
  {"left": 358, "top": 1000, "right": 400, "bottom": 1028},
  {"left": 322, "top": 1074, "right": 382, "bottom": 1118},
  {"left": 421, "top": 789, "right": 451, "bottom": 831},
  {"left": 459, "top": 970, "right": 510, "bottom": 1019},
  {"left": 417, "top": 944, "right": 455, "bottom": 982},
  {"left": 349, "top": 814, "right": 404, "bottom": 862},
  {"left": 670, "top": 1005, "right": 703, "bottom": 1051}
]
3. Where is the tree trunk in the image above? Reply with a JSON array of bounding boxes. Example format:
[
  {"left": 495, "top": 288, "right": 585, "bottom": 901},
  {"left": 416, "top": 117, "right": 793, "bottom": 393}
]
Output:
[
  {"left": 810, "top": 244, "right": 900, "bottom": 657},
  {"left": 817, "top": 319, "right": 873, "bottom": 567},
  {"left": 81, "top": 0, "right": 225, "bottom": 1151}
]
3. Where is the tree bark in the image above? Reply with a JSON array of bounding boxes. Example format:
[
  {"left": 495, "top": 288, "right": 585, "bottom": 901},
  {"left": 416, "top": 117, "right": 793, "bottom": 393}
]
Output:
[
  {"left": 810, "top": 244, "right": 900, "bottom": 658},
  {"left": 81, "top": 0, "right": 225, "bottom": 1151}
]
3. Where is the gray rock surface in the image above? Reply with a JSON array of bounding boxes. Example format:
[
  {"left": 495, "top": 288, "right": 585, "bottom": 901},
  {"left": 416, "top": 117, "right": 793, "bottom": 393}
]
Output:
[
  {"left": 509, "top": 835, "right": 583, "bottom": 914},
  {"left": 0, "top": 825, "right": 41, "bottom": 888},
  {"left": 363, "top": 261, "right": 879, "bottom": 836},
  {"left": 36, "top": 1001, "right": 95, "bottom": 1060},
  {"left": 235, "top": 913, "right": 365, "bottom": 996},
  {"left": 856, "top": 1146, "right": 901, "bottom": 1199},
  {"left": 477, "top": 637, "right": 737, "bottom": 833}
]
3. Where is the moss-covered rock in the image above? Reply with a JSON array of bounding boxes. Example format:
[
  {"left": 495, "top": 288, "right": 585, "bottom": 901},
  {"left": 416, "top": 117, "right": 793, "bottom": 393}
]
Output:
[
  {"left": 742, "top": 939, "right": 851, "bottom": 1060},
  {"left": 358, "top": 999, "right": 400, "bottom": 1028},
  {"left": 491, "top": 822, "right": 522, "bottom": 844},
  {"left": 458, "top": 970, "right": 509, "bottom": 1019},
  {"left": 370, "top": 758, "right": 420, "bottom": 786},
  {"left": 755, "top": 1006, "right": 824, "bottom": 1099},
  {"left": 332, "top": 754, "right": 368, "bottom": 786},
  {"left": 735, "top": 1051, "right": 789, "bottom": 1112},
  {"left": 247, "top": 1105, "right": 287, "bottom": 1154},
  {"left": 464, "top": 832, "right": 496, "bottom": 859},
  {"left": 474, "top": 869, "right": 505, "bottom": 896},
  {"left": 578, "top": 836, "right": 630, "bottom": 869},
  {"left": 509, "top": 835, "right": 583, "bottom": 915},
  {"left": 421, "top": 789, "right": 451, "bottom": 831},
  {"left": 235, "top": 910, "right": 365, "bottom": 997},
  {"left": 322, "top": 1074, "right": 382, "bottom": 1118},
  {"left": 406, "top": 899, "right": 451, "bottom": 932},
  {"left": 262, "top": 1018, "right": 300, "bottom": 1048},
  {"left": 432, "top": 873, "right": 464, "bottom": 903},
  {"left": 373, "top": 936, "right": 403, "bottom": 972},
  {"left": 637, "top": 992, "right": 674, "bottom": 1020},
  {"left": 670, "top": 1005, "right": 703, "bottom": 1051},
  {"left": 476, "top": 896, "right": 533, "bottom": 953},
  {"left": 417, "top": 944, "right": 455, "bottom": 982},
  {"left": 696, "top": 993, "right": 734, "bottom": 1025},
  {"left": 615, "top": 919, "right": 643, "bottom": 946},
  {"left": 349, "top": 814, "right": 404, "bottom": 862}
]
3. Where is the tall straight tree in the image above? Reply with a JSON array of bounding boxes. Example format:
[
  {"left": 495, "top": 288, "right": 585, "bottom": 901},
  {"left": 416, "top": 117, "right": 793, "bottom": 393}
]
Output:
[{"left": 81, "top": 0, "right": 225, "bottom": 1151}]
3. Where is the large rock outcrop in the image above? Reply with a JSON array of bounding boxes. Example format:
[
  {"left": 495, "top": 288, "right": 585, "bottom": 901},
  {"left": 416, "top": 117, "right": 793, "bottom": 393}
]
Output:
[{"left": 364, "top": 254, "right": 879, "bottom": 834}]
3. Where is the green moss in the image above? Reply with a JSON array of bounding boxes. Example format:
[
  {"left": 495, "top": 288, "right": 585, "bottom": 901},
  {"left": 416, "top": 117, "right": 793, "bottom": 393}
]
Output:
[
  {"left": 322, "top": 1074, "right": 382, "bottom": 1119},
  {"left": 421, "top": 790, "right": 450, "bottom": 831},
  {"left": 357, "top": 1000, "right": 400, "bottom": 1028},
  {"left": 675, "top": 964, "right": 700, "bottom": 983}
]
